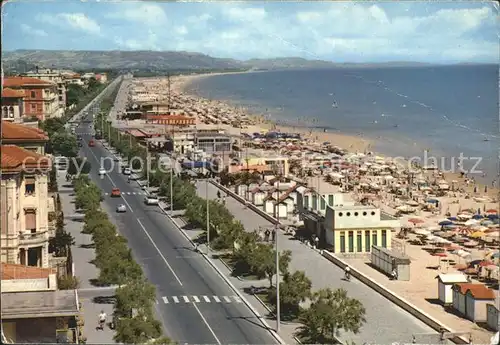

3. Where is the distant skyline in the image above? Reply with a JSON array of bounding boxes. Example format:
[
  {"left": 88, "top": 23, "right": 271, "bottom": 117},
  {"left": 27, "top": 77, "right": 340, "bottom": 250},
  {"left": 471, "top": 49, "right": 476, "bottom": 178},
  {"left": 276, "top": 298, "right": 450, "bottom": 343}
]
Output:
[{"left": 2, "top": 1, "right": 498, "bottom": 64}]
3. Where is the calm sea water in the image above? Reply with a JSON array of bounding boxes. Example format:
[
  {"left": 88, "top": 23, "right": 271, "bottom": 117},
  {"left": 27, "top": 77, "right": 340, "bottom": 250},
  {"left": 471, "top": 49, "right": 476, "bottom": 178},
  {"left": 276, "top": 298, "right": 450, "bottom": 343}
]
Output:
[{"left": 185, "top": 65, "right": 499, "bottom": 182}]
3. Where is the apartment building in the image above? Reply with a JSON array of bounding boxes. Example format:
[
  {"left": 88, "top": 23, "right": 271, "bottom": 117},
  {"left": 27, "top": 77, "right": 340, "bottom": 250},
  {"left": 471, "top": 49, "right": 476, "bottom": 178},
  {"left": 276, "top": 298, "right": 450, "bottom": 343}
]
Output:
[
  {"left": 1, "top": 145, "right": 52, "bottom": 267},
  {"left": 1, "top": 88, "right": 25, "bottom": 122},
  {"left": 23, "top": 69, "right": 67, "bottom": 111},
  {"left": 3, "top": 77, "right": 62, "bottom": 120},
  {"left": 63, "top": 73, "right": 85, "bottom": 87},
  {"left": 2, "top": 120, "right": 49, "bottom": 155}
]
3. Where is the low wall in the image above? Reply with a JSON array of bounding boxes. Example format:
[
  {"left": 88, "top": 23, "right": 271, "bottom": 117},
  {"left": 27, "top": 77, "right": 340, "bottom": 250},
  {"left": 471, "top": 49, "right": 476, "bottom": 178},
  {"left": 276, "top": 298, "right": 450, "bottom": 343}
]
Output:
[
  {"left": 321, "top": 251, "right": 469, "bottom": 344},
  {"left": 212, "top": 180, "right": 470, "bottom": 345}
]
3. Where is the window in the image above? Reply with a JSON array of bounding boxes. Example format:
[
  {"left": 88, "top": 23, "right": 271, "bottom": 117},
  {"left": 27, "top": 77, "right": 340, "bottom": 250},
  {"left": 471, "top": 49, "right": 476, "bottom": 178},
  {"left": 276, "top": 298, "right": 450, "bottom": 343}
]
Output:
[
  {"left": 304, "top": 195, "right": 309, "bottom": 209},
  {"left": 382, "top": 230, "right": 387, "bottom": 247},
  {"left": 25, "top": 176, "right": 36, "bottom": 195},
  {"left": 365, "top": 230, "right": 371, "bottom": 252},
  {"left": 31, "top": 104, "right": 36, "bottom": 111},
  {"left": 25, "top": 209, "right": 36, "bottom": 232},
  {"left": 312, "top": 194, "right": 318, "bottom": 210},
  {"left": 372, "top": 232, "right": 378, "bottom": 247},
  {"left": 328, "top": 194, "right": 334, "bottom": 206},
  {"left": 320, "top": 197, "right": 326, "bottom": 210},
  {"left": 356, "top": 231, "right": 362, "bottom": 252},
  {"left": 371, "top": 211, "right": 376, "bottom": 216},
  {"left": 348, "top": 231, "right": 354, "bottom": 252},
  {"left": 2, "top": 107, "right": 7, "bottom": 118},
  {"left": 363, "top": 211, "right": 367, "bottom": 216},
  {"left": 30, "top": 91, "right": 36, "bottom": 98},
  {"left": 354, "top": 212, "right": 359, "bottom": 216},
  {"left": 339, "top": 232, "right": 346, "bottom": 253},
  {"left": 338, "top": 212, "right": 343, "bottom": 217},
  {"left": 346, "top": 212, "right": 351, "bottom": 216}
]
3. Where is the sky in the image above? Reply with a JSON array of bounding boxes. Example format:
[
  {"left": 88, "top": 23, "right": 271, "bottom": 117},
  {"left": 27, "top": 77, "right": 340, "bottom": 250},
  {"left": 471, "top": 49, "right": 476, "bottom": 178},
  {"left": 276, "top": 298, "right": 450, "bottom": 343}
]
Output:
[{"left": 1, "top": 0, "right": 498, "bottom": 63}]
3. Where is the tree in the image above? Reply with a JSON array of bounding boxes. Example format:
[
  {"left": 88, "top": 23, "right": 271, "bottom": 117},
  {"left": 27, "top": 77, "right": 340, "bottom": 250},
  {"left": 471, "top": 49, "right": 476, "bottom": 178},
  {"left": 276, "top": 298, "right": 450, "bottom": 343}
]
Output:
[
  {"left": 114, "top": 315, "right": 162, "bottom": 344},
  {"left": 51, "top": 132, "right": 78, "bottom": 157},
  {"left": 41, "top": 117, "right": 65, "bottom": 136},
  {"left": 66, "top": 84, "right": 85, "bottom": 107},
  {"left": 49, "top": 212, "right": 74, "bottom": 257},
  {"left": 268, "top": 270, "right": 311, "bottom": 320},
  {"left": 246, "top": 243, "right": 291, "bottom": 287},
  {"left": 68, "top": 157, "right": 92, "bottom": 176},
  {"left": 295, "top": 288, "right": 366, "bottom": 344}
]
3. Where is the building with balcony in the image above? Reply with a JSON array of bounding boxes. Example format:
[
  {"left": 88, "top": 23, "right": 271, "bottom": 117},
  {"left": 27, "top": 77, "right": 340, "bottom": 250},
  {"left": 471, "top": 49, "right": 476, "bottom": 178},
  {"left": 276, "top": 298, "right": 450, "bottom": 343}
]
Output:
[
  {"left": 232, "top": 151, "right": 290, "bottom": 175},
  {"left": 2, "top": 120, "right": 49, "bottom": 155},
  {"left": 3, "top": 76, "right": 62, "bottom": 120},
  {"left": 1, "top": 145, "right": 51, "bottom": 267},
  {"left": 63, "top": 73, "right": 84, "bottom": 87},
  {"left": 2, "top": 88, "right": 25, "bottom": 122},
  {"left": 23, "top": 69, "right": 67, "bottom": 112},
  {"left": 1, "top": 263, "right": 80, "bottom": 343},
  {"left": 145, "top": 114, "right": 196, "bottom": 126},
  {"left": 166, "top": 130, "right": 196, "bottom": 154},
  {"left": 196, "top": 130, "right": 232, "bottom": 154}
]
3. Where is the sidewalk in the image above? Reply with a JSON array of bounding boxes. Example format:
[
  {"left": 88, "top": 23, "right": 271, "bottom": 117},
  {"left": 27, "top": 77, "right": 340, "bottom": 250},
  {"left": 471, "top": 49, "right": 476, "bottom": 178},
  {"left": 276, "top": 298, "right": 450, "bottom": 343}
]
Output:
[
  {"left": 57, "top": 172, "right": 115, "bottom": 344},
  {"left": 193, "top": 180, "right": 437, "bottom": 344}
]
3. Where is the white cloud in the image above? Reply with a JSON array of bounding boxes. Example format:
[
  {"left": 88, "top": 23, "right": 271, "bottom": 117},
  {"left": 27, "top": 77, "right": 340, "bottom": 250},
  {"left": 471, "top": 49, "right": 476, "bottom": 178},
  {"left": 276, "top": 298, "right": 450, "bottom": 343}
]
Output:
[
  {"left": 114, "top": 29, "right": 159, "bottom": 50},
  {"left": 175, "top": 26, "right": 188, "bottom": 35},
  {"left": 20, "top": 24, "right": 48, "bottom": 37},
  {"left": 108, "top": 4, "right": 167, "bottom": 25},
  {"left": 222, "top": 7, "right": 267, "bottom": 22},
  {"left": 36, "top": 12, "right": 100, "bottom": 34}
]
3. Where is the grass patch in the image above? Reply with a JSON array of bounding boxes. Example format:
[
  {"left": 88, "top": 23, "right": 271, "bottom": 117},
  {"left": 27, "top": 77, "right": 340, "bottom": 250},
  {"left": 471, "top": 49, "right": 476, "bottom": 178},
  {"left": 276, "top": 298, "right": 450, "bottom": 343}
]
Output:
[
  {"left": 255, "top": 292, "right": 274, "bottom": 311},
  {"left": 217, "top": 253, "right": 261, "bottom": 280}
]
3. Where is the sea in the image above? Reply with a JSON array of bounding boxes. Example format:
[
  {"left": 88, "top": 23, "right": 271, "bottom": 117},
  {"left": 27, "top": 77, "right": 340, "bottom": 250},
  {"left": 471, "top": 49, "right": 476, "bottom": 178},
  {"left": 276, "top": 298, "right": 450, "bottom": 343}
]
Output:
[{"left": 185, "top": 65, "right": 499, "bottom": 184}]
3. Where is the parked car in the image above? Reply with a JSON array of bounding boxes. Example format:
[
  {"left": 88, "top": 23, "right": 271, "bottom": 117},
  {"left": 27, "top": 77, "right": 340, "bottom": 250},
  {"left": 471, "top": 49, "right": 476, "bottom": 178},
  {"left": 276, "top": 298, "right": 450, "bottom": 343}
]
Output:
[
  {"left": 98, "top": 168, "right": 106, "bottom": 175},
  {"left": 116, "top": 204, "right": 127, "bottom": 213},
  {"left": 110, "top": 188, "right": 121, "bottom": 197},
  {"left": 122, "top": 167, "right": 131, "bottom": 175},
  {"left": 88, "top": 140, "right": 95, "bottom": 147},
  {"left": 144, "top": 196, "right": 159, "bottom": 205}
]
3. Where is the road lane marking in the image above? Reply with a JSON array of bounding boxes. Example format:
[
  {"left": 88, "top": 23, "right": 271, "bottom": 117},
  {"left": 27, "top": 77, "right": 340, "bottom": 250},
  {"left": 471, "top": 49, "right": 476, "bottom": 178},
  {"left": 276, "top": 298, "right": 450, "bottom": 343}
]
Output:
[
  {"left": 192, "top": 303, "right": 221, "bottom": 345},
  {"left": 172, "top": 296, "right": 179, "bottom": 303},
  {"left": 213, "top": 296, "right": 221, "bottom": 303},
  {"left": 156, "top": 300, "right": 159, "bottom": 305},
  {"left": 182, "top": 296, "right": 190, "bottom": 303},
  {"left": 193, "top": 296, "right": 200, "bottom": 303},
  {"left": 223, "top": 296, "right": 231, "bottom": 303},
  {"left": 136, "top": 218, "right": 183, "bottom": 286},
  {"left": 162, "top": 296, "right": 169, "bottom": 304},
  {"left": 233, "top": 296, "right": 242, "bottom": 303},
  {"left": 203, "top": 296, "right": 211, "bottom": 303}
]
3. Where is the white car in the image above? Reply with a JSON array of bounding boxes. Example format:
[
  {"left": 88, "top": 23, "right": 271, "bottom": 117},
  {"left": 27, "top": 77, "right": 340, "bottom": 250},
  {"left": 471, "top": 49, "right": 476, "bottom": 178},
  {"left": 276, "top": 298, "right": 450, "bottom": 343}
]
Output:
[
  {"left": 98, "top": 168, "right": 106, "bottom": 175},
  {"left": 123, "top": 168, "right": 131, "bottom": 175},
  {"left": 144, "top": 196, "right": 159, "bottom": 205},
  {"left": 116, "top": 204, "right": 127, "bottom": 213}
]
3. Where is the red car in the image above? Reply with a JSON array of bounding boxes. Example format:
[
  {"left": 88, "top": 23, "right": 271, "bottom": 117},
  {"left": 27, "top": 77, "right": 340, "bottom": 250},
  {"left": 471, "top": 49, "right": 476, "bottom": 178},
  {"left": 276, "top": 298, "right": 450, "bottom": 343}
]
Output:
[
  {"left": 110, "top": 188, "right": 121, "bottom": 197},
  {"left": 88, "top": 140, "right": 95, "bottom": 147}
]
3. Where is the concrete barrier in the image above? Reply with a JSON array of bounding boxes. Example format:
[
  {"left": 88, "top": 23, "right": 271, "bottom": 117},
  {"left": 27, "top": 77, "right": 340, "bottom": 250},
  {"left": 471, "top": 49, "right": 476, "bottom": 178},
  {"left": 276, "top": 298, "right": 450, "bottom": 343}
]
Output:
[{"left": 321, "top": 251, "right": 469, "bottom": 344}]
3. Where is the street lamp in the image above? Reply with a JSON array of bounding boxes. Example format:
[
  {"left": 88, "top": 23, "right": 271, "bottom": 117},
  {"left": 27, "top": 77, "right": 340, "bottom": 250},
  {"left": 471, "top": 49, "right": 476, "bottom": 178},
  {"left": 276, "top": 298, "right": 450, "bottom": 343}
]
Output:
[
  {"left": 273, "top": 162, "right": 283, "bottom": 332},
  {"left": 206, "top": 174, "right": 210, "bottom": 255}
]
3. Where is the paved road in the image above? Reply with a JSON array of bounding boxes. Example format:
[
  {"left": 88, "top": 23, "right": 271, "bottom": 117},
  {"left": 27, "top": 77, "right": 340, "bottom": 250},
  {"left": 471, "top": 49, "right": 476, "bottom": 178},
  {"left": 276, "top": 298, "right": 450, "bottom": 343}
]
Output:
[
  {"left": 74, "top": 120, "right": 278, "bottom": 344},
  {"left": 195, "top": 181, "right": 440, "bottom": 344}
]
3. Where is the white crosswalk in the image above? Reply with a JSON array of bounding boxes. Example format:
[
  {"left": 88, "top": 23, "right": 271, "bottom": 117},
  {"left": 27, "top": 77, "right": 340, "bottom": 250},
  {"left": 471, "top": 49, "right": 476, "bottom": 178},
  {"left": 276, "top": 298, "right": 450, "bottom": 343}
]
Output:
[
  {"left": 158, "top": 295, "right": 242, "bottom": 305},
  {"left": 104, "top": 192, "right": 147, "bottom": 196}
]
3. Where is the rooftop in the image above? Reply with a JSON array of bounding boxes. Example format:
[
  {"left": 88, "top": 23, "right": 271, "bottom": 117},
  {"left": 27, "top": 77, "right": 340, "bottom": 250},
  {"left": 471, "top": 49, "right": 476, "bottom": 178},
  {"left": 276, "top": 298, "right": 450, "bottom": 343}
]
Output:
[
  {"left": 1, "top": 121, "right": 49, "bottom": 142},
  {"left": 3, "top": 76, "right": 55, "bottom": 87},
  {"left": 1, "top": 290, "right": 79, "bottom": 319},
  {"left": 1, "top": 145, "right": 51, "bottom": 173},
  {"left": 1, "top": 263, "right": 56, "bottom": 280},
  {"left": 453, "top": 283, "right": 497, "bottom": 299},
  {"left": 437, "top": 273, "right": 469, "bottom": 284},
  {"left": 2, "top": 88, "right": 26, "bottom": 98}
]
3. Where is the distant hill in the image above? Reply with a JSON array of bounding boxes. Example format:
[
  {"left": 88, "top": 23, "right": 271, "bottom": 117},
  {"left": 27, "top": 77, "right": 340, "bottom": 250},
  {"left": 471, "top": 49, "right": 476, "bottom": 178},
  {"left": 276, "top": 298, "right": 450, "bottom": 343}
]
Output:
[{"left": 1, "top": 49, "right": 436, "bottom": 73}]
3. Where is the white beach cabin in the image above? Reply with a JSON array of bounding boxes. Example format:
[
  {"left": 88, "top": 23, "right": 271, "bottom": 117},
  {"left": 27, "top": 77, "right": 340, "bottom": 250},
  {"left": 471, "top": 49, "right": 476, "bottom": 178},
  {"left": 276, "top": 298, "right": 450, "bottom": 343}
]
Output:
[{"left": 437, "top": 273, "right": 468, "bottom": 305}]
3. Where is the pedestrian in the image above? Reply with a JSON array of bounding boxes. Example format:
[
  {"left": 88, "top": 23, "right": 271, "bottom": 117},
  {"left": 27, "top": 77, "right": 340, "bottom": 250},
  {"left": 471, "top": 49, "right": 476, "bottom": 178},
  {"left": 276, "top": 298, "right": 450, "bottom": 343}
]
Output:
[
  {"left": 271, "top": 228, "right": 276, "bottom": 242},
  {"left": 314, "top": 235, "right": 319, "bottom": 249},
  {"left": 264, "top": 229, "right": 270, "bottom": 242},
  {"left": 217, "top": 191, "right": 221, "bottom": 199}
]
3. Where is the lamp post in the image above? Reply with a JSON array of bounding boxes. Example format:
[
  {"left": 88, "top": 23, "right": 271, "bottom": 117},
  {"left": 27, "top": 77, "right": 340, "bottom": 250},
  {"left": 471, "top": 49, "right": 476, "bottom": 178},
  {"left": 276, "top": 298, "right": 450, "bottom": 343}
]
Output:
[
  {"left": 170, "top": 159, "right": 174, "bottom": 213},
  {"left": 274, "top": 163, "right": 282, "bottom": 332},
  {"left": 206, "top": 176, "right": 210, "bottom": 255}
]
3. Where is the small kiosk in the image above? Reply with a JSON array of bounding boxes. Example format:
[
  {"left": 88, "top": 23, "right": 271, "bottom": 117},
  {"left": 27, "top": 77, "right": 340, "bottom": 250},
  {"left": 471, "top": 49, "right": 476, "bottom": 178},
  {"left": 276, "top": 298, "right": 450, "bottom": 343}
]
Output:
[{"left": 371, "top": 246, "right": 411, "bottom": 281}]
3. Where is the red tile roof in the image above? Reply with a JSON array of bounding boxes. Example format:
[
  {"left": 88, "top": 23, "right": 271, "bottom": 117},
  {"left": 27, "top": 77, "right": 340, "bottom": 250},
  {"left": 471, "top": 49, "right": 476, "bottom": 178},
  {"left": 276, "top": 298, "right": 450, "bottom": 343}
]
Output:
[
  {"left": 1, "top": 145, "right": 51, "bottom": 173},
  {"left": 3, "top": 76, "right": 54, "bottom": 87},
  {"left": 2, "top": 121, "right": 49, "bottom": 142},
  {"left": 453, "top": 283, "right": 496, "bottom": 299},
  {"left": 2, "top": 88, "right": 26, "bottom": 98},
  {"left": 1, "top": 263, "right": 56, "bottom": 280}
]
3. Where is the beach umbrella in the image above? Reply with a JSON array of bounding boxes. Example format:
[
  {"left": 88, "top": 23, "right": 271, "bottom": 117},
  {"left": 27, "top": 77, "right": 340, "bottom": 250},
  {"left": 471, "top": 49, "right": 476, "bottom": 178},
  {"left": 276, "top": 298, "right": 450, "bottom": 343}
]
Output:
[
  {"left": 472, "top": 214, "right": 483, "bottom": 220},
  {"left": 470, "top": 231, "right": 485, "bottom": 238},
  {"left": 465, "top": 219, "right": 479, "bottom": 226},
  {"left": 447, "top": 216, "right": 458, "bottom": 221},
  {"left": 492, "top": 252, "right": 500, "bottom": 259},
  {"left": 486, "top": 209, "right": 498, "bottom": 214},
  {"left": 479, "top": 260, "right": 494, "bottom": 267},
  {"left": 408, "top": 218, "right": 424, "bottom": 224},
  {"left": 439, "top": 220, "right": 453, "bottom": 226},
  {"left": 426, "top": 199, "right": 439, "bottom": 204},
  {"left": 487, "top": 214, "right": 499, "bottom": 220}
]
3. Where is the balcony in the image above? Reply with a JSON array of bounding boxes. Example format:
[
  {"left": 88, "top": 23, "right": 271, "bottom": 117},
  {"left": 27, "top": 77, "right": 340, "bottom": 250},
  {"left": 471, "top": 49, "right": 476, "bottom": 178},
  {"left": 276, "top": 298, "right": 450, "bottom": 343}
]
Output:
[{"left": 19, "top": 230, "right": 48, "bottom": 245}]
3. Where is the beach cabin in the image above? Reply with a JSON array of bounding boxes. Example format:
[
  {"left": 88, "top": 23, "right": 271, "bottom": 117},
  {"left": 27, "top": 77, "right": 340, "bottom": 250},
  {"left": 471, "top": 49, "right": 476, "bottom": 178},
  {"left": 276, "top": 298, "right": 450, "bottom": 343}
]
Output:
[
  {"left": 437, "top": 273, "right": 469, "bottom": 305},
  {"left": 263, "top": 195, "right": 277, "bottom": 214},
  {"left": 251, "top": 188, "right": 267, "bottom": 206},
  {"left": 274, "top": 201, "right": 288, "bottom": 219},
  {"left": 487, "top": 302, "right": 499, "bottom": 331},
  {"left": 452, "top": 283, "right": 496, "bottom": 322}
]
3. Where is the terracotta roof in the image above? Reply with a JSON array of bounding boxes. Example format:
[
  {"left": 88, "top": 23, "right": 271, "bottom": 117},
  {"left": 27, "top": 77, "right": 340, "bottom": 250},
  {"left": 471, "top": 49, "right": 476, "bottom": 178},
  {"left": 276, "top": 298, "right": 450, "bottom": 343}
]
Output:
[
  {"left": 2, "top": 88, "right": 26, "bottom": 98},
  {"left": 1, "top": 145, "right": 51, "bottom": 173},
  {"left": 2, "top": 121, "right": 49, "bottom": 142},
  {"left": 277, "top": 185, "right": 299, "bottom": 203},
  {"left": 1, "top": 263, "right": 56, "bottom": 280},
  {"left": 453, "top": 283, "right": 496, "bottom": 299},
  {"left": 146, "top": 114, "right": 195, "bottom": 121},
  {"left": 3, "top": 76, "right": 54, "bottom": 87}
]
